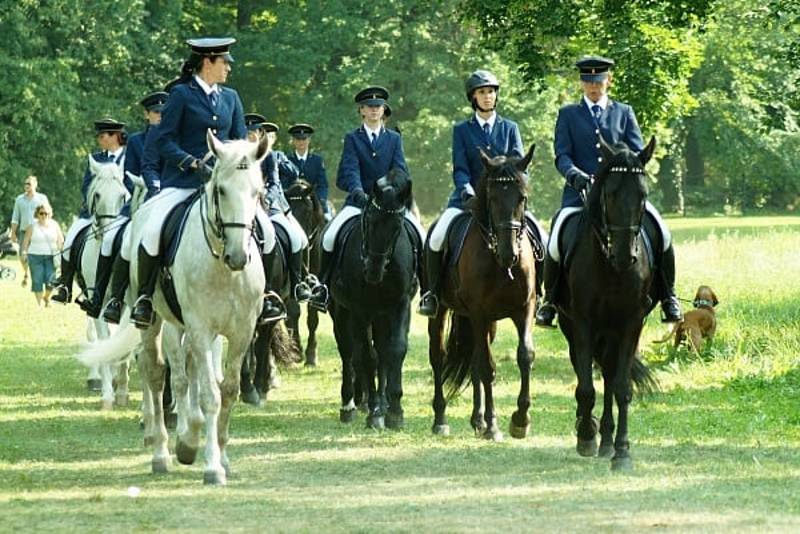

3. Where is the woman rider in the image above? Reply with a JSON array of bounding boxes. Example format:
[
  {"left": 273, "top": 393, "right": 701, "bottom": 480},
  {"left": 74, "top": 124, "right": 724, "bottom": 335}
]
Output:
[{"left": 130, "top": 37, "right": 283, "bottom": 329}]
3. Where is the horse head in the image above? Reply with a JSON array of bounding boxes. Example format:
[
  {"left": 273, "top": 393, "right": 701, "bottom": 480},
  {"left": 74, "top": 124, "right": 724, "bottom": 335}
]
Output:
[
  {"left": 590, "top": 136, "right": 656, "bottom": 272},
  {"left": 205, "top": 129, "right": 271, "bottom": 271},
  {"left": 87, "top": 156, "right": 128, "bottom": 235},
  {"left": 126, "top": 171, "right": 147, "bottom": 216},
  {"left": 286, "top": 179, "right": 323, "bottom": 239},
  {"left": 477, "top": 144, "right": 535, "bottom": 269},
  {"left": 361, "top": 167, "right": 412, "bottom": 284}
]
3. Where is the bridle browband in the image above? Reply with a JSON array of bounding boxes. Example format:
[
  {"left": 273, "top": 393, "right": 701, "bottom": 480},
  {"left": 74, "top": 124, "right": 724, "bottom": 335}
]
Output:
[
  {"left": 477, "top": 171, "right": 527, "bottom": 268},
  {"left": 590, "top": 164, "right": 647, "bottom": 260}
]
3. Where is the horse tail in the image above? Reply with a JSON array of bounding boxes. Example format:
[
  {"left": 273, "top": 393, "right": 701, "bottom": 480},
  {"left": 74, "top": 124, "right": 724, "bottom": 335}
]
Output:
[
  {"left": 77, "top": 313, "right": 139, "bottom": 367},
  {"left": 270, "top": 321, "right": 303, "bottom": 367},
  {"left": 631, "top": 356, "right": 660, "bottom": 397},
  {"left": 443, "top": 313, "right": 474, "bottom": 400}
]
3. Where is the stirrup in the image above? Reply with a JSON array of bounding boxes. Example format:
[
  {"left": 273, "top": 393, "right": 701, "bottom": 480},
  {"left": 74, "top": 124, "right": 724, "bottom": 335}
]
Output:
[
  {"left": 534, "top": 302, "right": 557, "bottom": 328},
  {"left": 131, "top": 294, "right": 155, "bottom": 329},
  {"left": 102, "top": 298, "right": 123, "bottom": 324},
  {"left": 660, "top": 298, "right": 682, "bottom": 324},
  {"left": 417, "top": 291, "right": 439, "bottom": 317},
  {"left": 308, "top": 285, "right": 329, "bottom": 313},
  {"left": 51, "top": 284, "right": 71, "bottom": 304},
  {"left": 259, "top": 291, "right": 287, "bottom": 325},
  {"left": 293, "top": 281, "right": 312, "bottom": 303}
]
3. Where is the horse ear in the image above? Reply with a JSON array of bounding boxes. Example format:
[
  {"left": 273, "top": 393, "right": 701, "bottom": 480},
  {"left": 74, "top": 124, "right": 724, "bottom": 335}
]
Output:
[
  {"left": 206, "top": 129, "right": 224, "bottom": 158},
  {"left": 639, "top": 136, "right": 656, "bottom": 166},
  {"left": 479, "top": 148, "right": 492, "bottom": 169},
  {"left": 598, "top": 135, "right": 615, "bottom": 162},
  {"left": 516, "top": 144, "right": 536, "bottom": 172},
  {"left": 88, "top": 155, "right": 101, "bottom": 176},
  {"left": 255, "top": 131, "right": 272, "bottom": 161}
]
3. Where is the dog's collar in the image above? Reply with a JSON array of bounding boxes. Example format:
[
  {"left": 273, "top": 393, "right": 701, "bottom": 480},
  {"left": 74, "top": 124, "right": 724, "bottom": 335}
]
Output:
[{"left": 693, "top": 298, "right": 715, "bottom": 309}]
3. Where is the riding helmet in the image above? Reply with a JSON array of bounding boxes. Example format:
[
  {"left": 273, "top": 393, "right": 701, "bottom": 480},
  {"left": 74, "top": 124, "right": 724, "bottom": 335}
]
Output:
[{"left": 464, "top": 70, "right": 500, "bottom": 102}]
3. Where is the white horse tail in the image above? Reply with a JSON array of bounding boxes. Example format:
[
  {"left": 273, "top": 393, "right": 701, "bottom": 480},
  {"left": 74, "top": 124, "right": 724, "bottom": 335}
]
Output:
[{"left": 77, "top": 316, "right": 139, "bottom": 367}]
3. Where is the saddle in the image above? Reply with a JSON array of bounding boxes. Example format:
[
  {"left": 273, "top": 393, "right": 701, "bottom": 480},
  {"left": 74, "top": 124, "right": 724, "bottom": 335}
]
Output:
[
  {"left": 72, "top": 224, "right": 93, "bottom": 295},
  {"left": 158, "top": 189, "right": 203, "bottom": 323}
]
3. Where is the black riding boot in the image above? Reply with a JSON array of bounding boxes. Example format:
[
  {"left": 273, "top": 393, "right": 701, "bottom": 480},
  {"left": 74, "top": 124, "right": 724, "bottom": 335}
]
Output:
[
  {"left": 289, "top": 250, "right": 312, "bottom": 302},
  {"left": 102, "top": 256, "right": 130, "bottom": 324},
  {"left": 308, "top": 249, "right": 333, "bottom": 313},
  {"left": 51, "top": 255, "right": 75, "bottom": 304},
  {"left": 659, "top": 245, "right": 682, "bottom": 323},
  {"left": 534, "top": 254, "right": 560, "bottom": 328},
  {"left": 81, "top": 253, "right": 114, "bottom": 318},
  {"left": 259, "top": 248, "right": 287, "bottom": 324},
  {"left": 131, "top": 246, "right": 160, "bottom": 330},
  {"left": 417, "top": 249, "right": 443, "bottom": 317}
]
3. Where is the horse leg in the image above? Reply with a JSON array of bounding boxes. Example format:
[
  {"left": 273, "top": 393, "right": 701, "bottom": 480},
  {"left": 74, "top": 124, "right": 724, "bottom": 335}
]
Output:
[
  {"left": 140, "top": 320, "right": 171, "bottom": 473},
  {"left": 375, "top": 308, "right": 410, "bottom": 430},
  {"left": 509, "top": 307, "right": 535, "bottom": 439},
  {"left": 305, "top": 306, "right": 319, "bottom": 367},
  {"left": 470, "top": 369, "right": 486, "bottom": 435},
  {"left": 475, "top": 320, "right": 502, "bottom": 442},
  {"left": 177, "top": 350, "right": 205, "bottom": 466},
  {"left": 187, "top": 329, "right": 226, "bottom": 485},
  {"left": 113, "top": 359, "right": 130, "bottom": 408},
  {"left": 332, "top": 305, "right": 357, "bottom": 422},
  {"left": 356, "top": 320, "right": 382, "bottom": 430},
  {"left": 93, "top": 319, "right": 115, "bottom": 410},
  {"left": 251, "top": 325, "right": 270, "bottom": 399},
  {"left": 286, "top": 298, "right": 303, "bottom": 357},
  {"left": 429, "top": 308, "right": 450, "bottom": 435},
  {"left": 610, "top": 346, "right": 637, "bottom": 471},
  {"left": 216, "top": 331, "right": 251, "bottom": 480},
  {"left": 572, "top": 336, "right": 598, "bottom": 457},
  {"left": 164, "top": 325, "right": 195, "bottom": 465},
  {"left": 598, "top": 366, "right": 616, "bottom": 458}
]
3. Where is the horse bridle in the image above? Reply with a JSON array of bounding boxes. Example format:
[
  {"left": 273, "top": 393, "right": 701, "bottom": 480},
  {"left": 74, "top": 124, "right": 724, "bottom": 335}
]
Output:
[
  {"left": 360, "top": 196, "right": 405, "bottom": 265},
  {"left": 200, "top": 171, "right": 256, "bottom": 259},
  {"left": 286, "top": 190, "right": 319, "bottom": 244},
  {"left": 480, "top": 174, "right": 527, "bottom": 266},
  {"left": 593, "top": 165, "right": 646, "bottom": 259}
]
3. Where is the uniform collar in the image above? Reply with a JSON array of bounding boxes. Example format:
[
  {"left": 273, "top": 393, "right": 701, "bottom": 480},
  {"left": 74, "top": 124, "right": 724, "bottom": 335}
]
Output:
[
  {"left": 194, "top": 75, "right": 219, "bottom": 96},
  {"left": 475, "top": 112, "right": 497, "bottom": 130},
  {"left": 108, "top": 147, "right": 125, "bottom": 161},
  {"left": 362, "top": 124, "right": 383, "bottom": 138},
  {"left": 583, "top": 95, "right": 609, "bottom": 111},
  {"left": 295, "top": 151, "right": 308, "bottom": 160}
]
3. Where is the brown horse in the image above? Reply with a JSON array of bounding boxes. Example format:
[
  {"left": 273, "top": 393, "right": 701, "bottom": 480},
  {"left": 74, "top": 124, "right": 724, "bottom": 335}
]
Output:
[
  {"left": 284, "top": 179, "right": 327, "bottom": 366},
  {"left": 429, "top": 145, "right": 537, "bottom": 441}
]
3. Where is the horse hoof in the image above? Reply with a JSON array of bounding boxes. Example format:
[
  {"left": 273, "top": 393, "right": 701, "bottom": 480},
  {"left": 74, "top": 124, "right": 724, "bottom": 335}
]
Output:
[
  {"left": 339, "top": 408, "right": 357, "bottom": 423},
  {"left": 114, "top": 394, "right": 129, "bottom": 408},
  {"left": 164, "top": 412, "right": 178, "bottom": 430},
  {"left": 175, "top": 439, "right": 198, "bottom": 465},
  {"left": 471, "top": 420, "right": 488, "bottom": 436},
  {"left": 598, "top": 443, "right": 615, "bottom": 458},
  {"left": 101, "top": 400, "right": 114, "bottom": 411},
  {"left": 240, "top": 389, "right": 262, "bottom": 407},
  {"left": 203, "top": 470, "right": 227, "bottom": 486},
  {"left": 432, "top": 424, "right": 450, "bottom": 436},
  {"left": 151, "top": 457, "right": 170, "bottom": 474},
  {"left": 483, "top": 427, "right": 503, "bottom": 442},
  {"left": 366, "top": 415, "right": 385, "bottom": 430},
  {"left": 576, "top": 437, "right": 598, "bottom": 457},
  {"left": 385, "top": 411, "right": 404, "bottom": 430},
  {"left": 509, "top": 422, "right": 530, "bottom": 439},
  {"left": 611, "top": 454, "right": 633, "bottom": 471}
]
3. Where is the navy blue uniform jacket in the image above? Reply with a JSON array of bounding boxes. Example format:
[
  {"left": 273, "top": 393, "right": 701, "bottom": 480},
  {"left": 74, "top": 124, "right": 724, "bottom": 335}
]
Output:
[
  {"left": 287, "top": 152, "right": 329, "bottom": 212},
  {"left": 150, "top": 79, "right": 246, "bottom": 190},
  {"left": 336, "top": 126, "right": 407, "bottom": 208},
  {"left": 448, "top": 114, "right": 524, "bottom": 209},
  {"left": 80, "top": 150, "right": 125, "bottom": 218},
  {"left": 121, "top": 127, "right": 153, "bottom": 216},
  {"left": 554, "top": 99, "right": 644, "bottom": 207}
]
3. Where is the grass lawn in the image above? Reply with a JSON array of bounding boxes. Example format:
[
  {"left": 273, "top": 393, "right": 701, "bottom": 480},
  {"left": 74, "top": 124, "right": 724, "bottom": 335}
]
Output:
[{"left": 1, "top": 215, "right": 799, "bottom": 532}]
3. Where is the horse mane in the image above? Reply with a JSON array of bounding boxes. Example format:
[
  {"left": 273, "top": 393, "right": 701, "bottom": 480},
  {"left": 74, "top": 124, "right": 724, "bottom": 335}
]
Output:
[{"left": 375, "top": 167, "right": 412, "bottom": 210}]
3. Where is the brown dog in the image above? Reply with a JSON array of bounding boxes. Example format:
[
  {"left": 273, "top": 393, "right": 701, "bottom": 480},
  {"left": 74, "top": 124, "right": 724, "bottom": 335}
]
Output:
[{"left": 656, "top": 285, "right": 719, "bottom": 352}]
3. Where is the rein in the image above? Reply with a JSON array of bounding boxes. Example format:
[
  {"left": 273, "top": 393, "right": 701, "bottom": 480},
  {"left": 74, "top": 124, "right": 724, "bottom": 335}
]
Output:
[
  {"left": 585, "top": 165, "right": 646, "bottom": 260},
  {"left": 200, "top": 179, "right": 256, "bottom": 259},
  {"left": 360, "top": 196, "right": 405, "bottom": 264},
  {"left": 476, "top": 174, "right": 527, "bottom": 270}
]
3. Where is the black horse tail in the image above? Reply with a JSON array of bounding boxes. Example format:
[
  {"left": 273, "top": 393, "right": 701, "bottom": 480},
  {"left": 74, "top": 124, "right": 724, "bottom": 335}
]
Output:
[
  {"left": 631, "top": 356, "right": 659, "bottom": 397},
  {"left": 270, "top": 321, "right": 303, "bottom": 366},
  {"left": 443, "top": 313, "right": 474, "bottom": 401}
]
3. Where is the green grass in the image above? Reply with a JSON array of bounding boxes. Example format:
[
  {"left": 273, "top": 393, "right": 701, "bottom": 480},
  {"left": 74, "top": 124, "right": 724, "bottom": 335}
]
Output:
[{"left": 1, "top": 216, "right": 799, "bottom": 532}]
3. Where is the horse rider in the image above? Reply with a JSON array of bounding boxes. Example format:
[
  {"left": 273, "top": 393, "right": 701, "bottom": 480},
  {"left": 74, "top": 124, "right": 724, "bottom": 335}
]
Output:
[
  {"left": 81, "top": 91, "right": 168, "bottom": 319},
  {"left": 244, "top": 113, "right": 319, "bottom": 305},
  {"left": 52, "top": 118, "right": 127, "bottom": 306},
  {"left": 418, "top": 69, "right": 548, "bottom": 317},
  {"left": 286, "top": 123, "right": 332, "bottom": 221},
  {"left": 129, "top": 37, "right": 284, "bottom": 329},
  {"left": 535, "top": 55, "right": 682, "bottom": 327},
  {"left": 307, "top": 86, "right": 425, "bottom": 312}
]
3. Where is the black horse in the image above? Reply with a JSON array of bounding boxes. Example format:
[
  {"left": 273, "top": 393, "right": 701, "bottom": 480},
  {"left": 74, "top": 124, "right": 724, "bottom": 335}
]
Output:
[
  {"left": 285, "top": 179, "right": 327, "bottom": 367},
  {"left": 430, "top": 146, "right": 537, "bottom": 441},
  {"left": 330, "top": 168, "right": 418, "bottom": 429},
  {"left": 556, "top": 136, "right": 659, "bottom": 470}
]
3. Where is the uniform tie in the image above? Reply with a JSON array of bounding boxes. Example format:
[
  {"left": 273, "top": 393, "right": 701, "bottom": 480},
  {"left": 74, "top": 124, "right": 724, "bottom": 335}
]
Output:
[
  {"left": 482, "top": 122, "right": 491, "bottom": 138},
  {"left": 371, "top": 132, "right": 378, "bottom": 148},
  {"left": 591, "top": 104, "right": 602, "bottom": 121},
  {"left": 209, "top": 90, "right": 218, "bottom": 108}
]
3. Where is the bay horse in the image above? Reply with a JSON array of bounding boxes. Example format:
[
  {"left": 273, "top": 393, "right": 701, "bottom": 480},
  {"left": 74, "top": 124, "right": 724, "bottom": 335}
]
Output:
[
  {"left": 556, "top": 136, "right": 659, "bottom": 470},
  {"left": 330, "top": 168, "right": 418, "bottom": 429},
  {"left": 80, "top": 131, "right": 273, "bottom": 485},
  {"left": 285, "top": 179, "right": 326, "bottom": 366},
  {"left": 429, "top": 145, "right": 537, "bottom": 441}
]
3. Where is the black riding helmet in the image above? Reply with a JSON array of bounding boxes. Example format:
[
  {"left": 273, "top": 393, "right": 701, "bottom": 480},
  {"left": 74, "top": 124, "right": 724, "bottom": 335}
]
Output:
[{"left": 465, "top": 70, "right": 500, "bottom": 111}]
